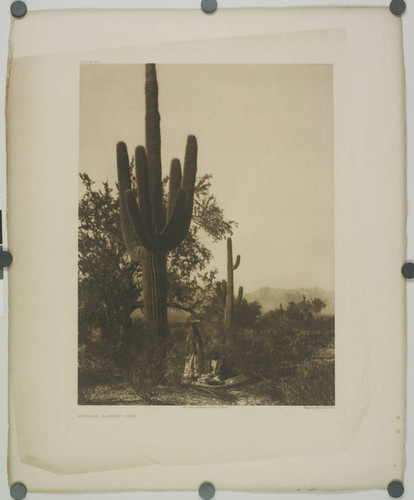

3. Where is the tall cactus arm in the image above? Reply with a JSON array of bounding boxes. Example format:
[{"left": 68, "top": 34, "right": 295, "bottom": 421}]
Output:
[
  {"left": 117, "top": 141, "right": 132, "bottom": 191},
  {"left": 134, "top": 146, "right": 153, "bottom": 238},
  {"left": 160, "top": 189, "right": 188, "bottom": 248},
  {"left": 227, "top": 237, "right": 233, "bottom": 267},
  {"left": 125, "top": 190, "right": 161, "bottom": 252},
  {"left": 117, "top": 141, "right": 140, "bottom": 259},
  {"left": 161, "top": 135, "right": 197, "bottom": 249},
  {"left": 167, "top": 159, "right": 182, "bottom": 221},
  {"left": 181, "top": 135, "right": 198, "bottom": 227},
  {"left": 233, "top": 255, "right": 241, "bottom": 270},
  {"left": 235, "top": 286, "right": 243, "bottom": 306},
  {"left": 182, "top": 136, "right": 197, "bottom": 191},
  {"left": 145, "top": 63, "right": 163, "bottom": 230}
]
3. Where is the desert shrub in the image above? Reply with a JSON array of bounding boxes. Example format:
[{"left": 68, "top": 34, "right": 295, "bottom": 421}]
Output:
[
  {"left": 78, "top": 338, "right": 128, "bottom": 404},
  {"left": 78, "top": 341, "right": 123, "bottom": 385},
  {"left": 79, "top": 315, "right": 198, "bottom": 402},
  {"left": 220, "top": 327, "right": 315, "bottom": 380},
  {"left": 279, "top": 360, "right": 335, "bottom": 405},
  {"left": 234, "top": 299, "right": 262, "bottom": 329},
  {"left": 128, "top": 343, "right": 165, "bottom": 401},
  {"left": 78, "top": 381, "right": 114, "bottom": 405},
  {"left": 218, "top": 323, "right": 334, "bottom": 405},
  {"left": 125, "top": 321, "right": 165, "bottom": 398},
  {"left": 126, "top": 321, "right": 191, "bottom": 399},
  {"left": 163, "top": 326, "right": 188, "bottom": 385}
]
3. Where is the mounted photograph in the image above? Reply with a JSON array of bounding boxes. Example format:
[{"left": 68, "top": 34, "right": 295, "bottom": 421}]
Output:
[{"left": 78, "top": 63, "right": 334, "bottom": 406}]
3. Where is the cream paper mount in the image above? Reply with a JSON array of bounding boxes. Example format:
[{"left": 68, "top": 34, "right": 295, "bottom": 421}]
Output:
[{"left": 6, "top": 7, "right": 406, "bottom": 493}]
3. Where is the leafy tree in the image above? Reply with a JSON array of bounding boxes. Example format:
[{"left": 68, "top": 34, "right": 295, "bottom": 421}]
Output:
[
  {"left": 78, "top": 172, "right": 235, "bottom": 350},
  {"left": 166, "top": 174, "right": 235, "bottom": 314},
  {"left": 286, "top": 300, "right": 301, "bottom": 321},
  {"left": 78, "top": 173, "right": 140, "bottom": 351},
  {"left": 311, "top": 297, "right": 326, "bottom": 317},
  {"left": 199, "top": 281, "right": 226, "bottom": 332}
]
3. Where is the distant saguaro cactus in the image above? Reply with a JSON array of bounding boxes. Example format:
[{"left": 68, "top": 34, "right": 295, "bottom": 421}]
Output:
[
  {"left": 116, "top": 64, "right": 197, "bottom": 340},
  {"left": 219, "top": 237, "right": 243, "bottom": 333}
]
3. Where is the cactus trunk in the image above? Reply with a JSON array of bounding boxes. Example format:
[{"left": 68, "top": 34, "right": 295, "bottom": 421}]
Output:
[
  {"left": 141, "top": 250, "right": 168, "bottom": 339},
  {"left": 224, "top": 239, "right": 235, "bottom": 331},
  {"left": 224, "top": 238, "right": 243, "bottom": 334}
]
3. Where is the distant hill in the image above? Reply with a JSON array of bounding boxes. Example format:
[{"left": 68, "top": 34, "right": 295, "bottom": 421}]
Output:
[{"left": 244, "top": 287, "right": 334, "bottom": 316}]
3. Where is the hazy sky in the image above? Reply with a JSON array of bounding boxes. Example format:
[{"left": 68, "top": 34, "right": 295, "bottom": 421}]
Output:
[{"left": 79, "top": 64, "right": 334, "bottom": 292}]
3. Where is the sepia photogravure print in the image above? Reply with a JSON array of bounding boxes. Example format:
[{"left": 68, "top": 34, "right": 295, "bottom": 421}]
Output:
[{"left": 78, "top": 63, "right": 334, "bottom": 406}]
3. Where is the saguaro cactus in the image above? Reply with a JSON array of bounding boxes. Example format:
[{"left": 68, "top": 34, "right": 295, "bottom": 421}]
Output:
[
  {"left": 221, "top": 237, "right": 243, "bottom": 332},
  {"left": 116, "top": 64, "right": 197, "bottom": 340}
]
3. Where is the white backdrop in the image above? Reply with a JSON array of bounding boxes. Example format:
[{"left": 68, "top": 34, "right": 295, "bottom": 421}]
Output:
[{"left": 0, "top": 1, "right": 412, "bottom": 499}]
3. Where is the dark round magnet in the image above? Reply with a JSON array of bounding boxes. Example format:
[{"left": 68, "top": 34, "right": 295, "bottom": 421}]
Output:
[
  {"left": 201, "top": 0, "right": 217, "bottom": 14},
  {"left": 0, "top": 250, "right": 13, "bottom": 268},
  {"left": 10, "top": 1, "right": 27, "bottom": 18},
  {"left": 10, "top": 483, "right": 27, "bottom": 500},
  {"left": 387, "top": 480, "right": 404, "bottom": 498},
  {"left": 199, "top": 482, "right": 215, "bottom": 500},
  {"left": 389, "top": 0, "right": 406, "bottom": 16},
  {"left": 401, "top": 261, "right": 414, "bottom": 279}
]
